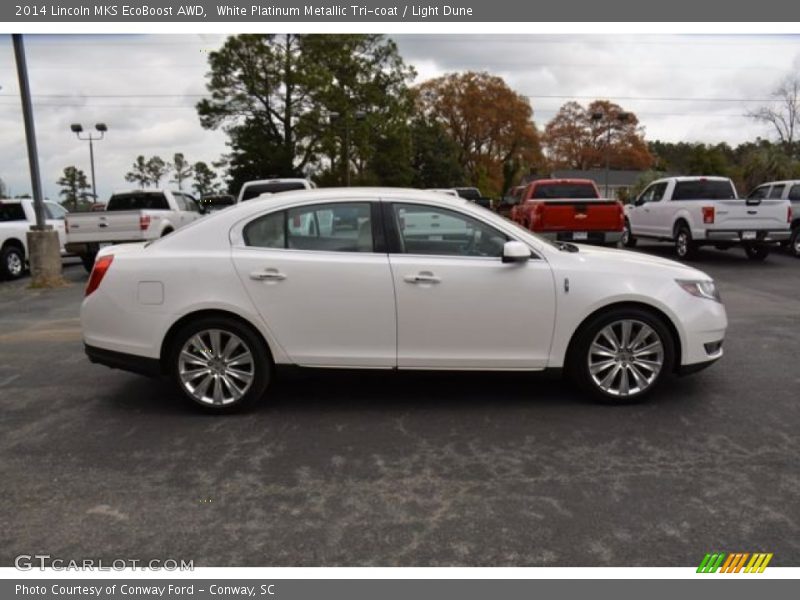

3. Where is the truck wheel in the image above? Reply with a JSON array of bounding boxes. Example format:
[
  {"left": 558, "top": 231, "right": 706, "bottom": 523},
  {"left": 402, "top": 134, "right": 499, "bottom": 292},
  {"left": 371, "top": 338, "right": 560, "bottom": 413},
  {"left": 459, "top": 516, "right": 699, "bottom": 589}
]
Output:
[
  {"left": 568, "top": 307, "right": 675, "bottom": 405},
  {"left": 168, "top": 316, "right": 271, "bottom": 413},
  {"left": 790, "top": 228, "right": 800, "bottom": 258},
  {"left": 1, "top": 244, "right": 25, "bottom": 280},
  {"left": 744, "top": 244, "right": 770, "bottom": 261},
  {"left": 674, "top": 224, "right": 697, "bottom": 260},
  {"left": 620, "top": 219, "right": 637, "bottom": 248}
]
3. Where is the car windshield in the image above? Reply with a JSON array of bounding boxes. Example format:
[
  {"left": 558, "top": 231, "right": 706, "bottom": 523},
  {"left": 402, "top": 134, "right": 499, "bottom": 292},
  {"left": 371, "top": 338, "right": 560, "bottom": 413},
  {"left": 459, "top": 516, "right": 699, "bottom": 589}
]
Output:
[
  {"left": 241, "top": 182, "right": 307, "bottom": 201},
  {"left": 672, "top": 180, "right": 736, "bottom": 200},
  {"left": 531, "top": 183, "right": 597, "bottom": 199},
  {"left": 107, "top": 193, "right": 170, "bottom": 210}
]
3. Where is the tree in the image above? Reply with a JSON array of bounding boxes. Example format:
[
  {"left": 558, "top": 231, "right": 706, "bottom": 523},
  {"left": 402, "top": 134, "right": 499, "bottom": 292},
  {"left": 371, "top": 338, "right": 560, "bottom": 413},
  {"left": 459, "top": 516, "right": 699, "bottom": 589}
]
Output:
[
  {"left": 747, "top": 76, "right": 800, "bottom": 156},
  {"left": 56, "top": 166, "right": 91, "bottom": 211},
  {"left": 146, "top": 156, "right": 170, "bottom": 188},
  {"left": 125, "top": 156, "right": 151, "bottom": 188},
  {"left": 416, "top": 72, "right": 543, "bottom": 196},
  {"left": 171, "top": 153, "right": 193, "bottom": 190},
  {"left": 197, "top": 34, "right": 414, "bottom": 192},
  {"left": 544, "top": 100, "right": 654, "bottom": 171},
  {"left": 192, "top": 161, "right": 220, "bottom": 197},
  {"left": 409, "top": 117, "right": 464, "bottom": 188}
]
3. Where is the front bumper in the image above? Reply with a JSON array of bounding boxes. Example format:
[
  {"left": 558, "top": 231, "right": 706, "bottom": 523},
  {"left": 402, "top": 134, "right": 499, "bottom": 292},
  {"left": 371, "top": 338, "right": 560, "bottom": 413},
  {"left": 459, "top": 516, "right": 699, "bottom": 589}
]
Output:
[{"left": 705, "top": 229, "right": 791, "bottom": 243}]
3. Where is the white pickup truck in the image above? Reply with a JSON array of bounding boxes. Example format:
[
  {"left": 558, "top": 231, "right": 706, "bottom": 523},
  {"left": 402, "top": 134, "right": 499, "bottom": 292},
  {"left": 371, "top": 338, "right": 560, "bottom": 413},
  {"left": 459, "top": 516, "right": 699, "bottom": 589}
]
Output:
[
  {"left": 622, "top": 176, "right": 792, "bottom": 260},
  {"left": 0, "top": 198, "right": 69, "bottom": 280},
  {"left": 745, "top": 179, "right": 800, "bottom": 257},
  {"left": 65, "top": 189, "right": 203, "bottom": 271}
]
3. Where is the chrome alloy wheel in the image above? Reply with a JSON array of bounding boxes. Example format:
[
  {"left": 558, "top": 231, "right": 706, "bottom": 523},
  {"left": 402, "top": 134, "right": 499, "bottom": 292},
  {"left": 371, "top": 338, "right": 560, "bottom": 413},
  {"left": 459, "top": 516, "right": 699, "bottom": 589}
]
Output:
[
  {"left": 676, "top": 231, "right": 689, "bottom": 257},
  {"left": 588, "top": 319, "right": 664, "bottom": 397},
  {"left": 178, "top": 329, "right": 255, "bottom": 406},
  {"left": 7, "top": 251, "right": 23, "bottom": 277}
]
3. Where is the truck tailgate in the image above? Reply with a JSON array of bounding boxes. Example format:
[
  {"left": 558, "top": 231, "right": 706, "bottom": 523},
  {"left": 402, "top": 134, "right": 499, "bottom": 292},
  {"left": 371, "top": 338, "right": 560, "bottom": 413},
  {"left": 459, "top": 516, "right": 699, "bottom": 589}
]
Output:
[
  {"left": 537, "top": 199, "right": 623, "bottom": 232},
  {"left": 713, "top": 199, "right": 790, "bottom": 231},
  {"left": 66, "top": 211, "right": 148, "bottom": 243}
]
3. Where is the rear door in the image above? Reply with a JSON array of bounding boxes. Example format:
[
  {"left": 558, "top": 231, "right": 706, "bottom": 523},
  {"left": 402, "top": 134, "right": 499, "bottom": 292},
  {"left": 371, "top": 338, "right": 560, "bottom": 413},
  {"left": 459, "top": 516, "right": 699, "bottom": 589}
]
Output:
[
  {"left": 231, "top": 199, "right": 397, "bottom": 368},
  {"left": 386, "top": 201, "right": 556, "bottom": 369}
]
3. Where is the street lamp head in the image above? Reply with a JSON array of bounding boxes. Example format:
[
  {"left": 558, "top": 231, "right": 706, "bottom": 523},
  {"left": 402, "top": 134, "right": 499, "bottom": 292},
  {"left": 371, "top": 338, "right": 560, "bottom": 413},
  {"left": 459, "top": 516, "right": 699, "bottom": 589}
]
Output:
[
  {"left": 70, "top": 123, "right": 83, "bottom": 133},
  {"left": 95, "top": 123, "right": 107, "bottom": 132}
]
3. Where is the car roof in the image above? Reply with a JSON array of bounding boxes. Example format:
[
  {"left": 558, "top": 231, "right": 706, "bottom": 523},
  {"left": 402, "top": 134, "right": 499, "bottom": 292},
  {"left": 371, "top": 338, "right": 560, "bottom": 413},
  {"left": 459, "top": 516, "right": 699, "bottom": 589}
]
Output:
[
  {"left": 754, "top": 180, "right": 800, "bottom": 186},
  {"left": 241, "top": 178, "right": 311, "bottom": 186}
]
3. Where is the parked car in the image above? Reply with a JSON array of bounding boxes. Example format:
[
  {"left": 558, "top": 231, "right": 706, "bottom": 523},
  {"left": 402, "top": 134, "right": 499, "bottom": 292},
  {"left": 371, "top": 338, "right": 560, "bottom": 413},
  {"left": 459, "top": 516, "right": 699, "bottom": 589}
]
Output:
[
  {"left": 65, "top": 189, "right": 204, "bottom": 272},
  {"left": 237, "top": 178, "right": 316, "bottom": 203},
  {"left": 623, "top": 176, "right": 792, "bottom": 260},
  {"left": 511, "top": 179, "right": 624, "bottom": 245},
  {"left": 81, "top": 188, "right": 726, "bottom": 412},
  {"left": 453, "top": 187, "right": 492, "bottom": 209},
  {"left": 745, "top": 180, "right": 800, "bottom": 257},
  {"left": 0, "top": 198, "right": 69, "bottom": 280},
  {"left": 497, "top": 185, "right": 526, "bottom": 219},
  {"left": 199, "top": 194, "right": 236, "bottom": 214}
]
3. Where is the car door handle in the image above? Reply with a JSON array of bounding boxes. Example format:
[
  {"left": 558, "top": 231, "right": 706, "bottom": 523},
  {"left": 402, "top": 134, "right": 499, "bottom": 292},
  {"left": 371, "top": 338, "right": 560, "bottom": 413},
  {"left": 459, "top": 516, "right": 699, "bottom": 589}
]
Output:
[
  {"left": 250, "top": 269, "right": 286, "bottom": 282},
  {"left": 404, "top": 272, "right": 441, "bottom": 284}
]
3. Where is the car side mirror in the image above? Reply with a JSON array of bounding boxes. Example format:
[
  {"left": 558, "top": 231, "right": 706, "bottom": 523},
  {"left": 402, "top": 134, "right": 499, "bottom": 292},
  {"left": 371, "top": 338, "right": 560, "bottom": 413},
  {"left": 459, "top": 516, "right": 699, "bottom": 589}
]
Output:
[
  {"left": 502, "top": 240, "right": 531, "bottom": 263},
  {"left": 634, "top": 197, "right": 645, "bottom": 207}
]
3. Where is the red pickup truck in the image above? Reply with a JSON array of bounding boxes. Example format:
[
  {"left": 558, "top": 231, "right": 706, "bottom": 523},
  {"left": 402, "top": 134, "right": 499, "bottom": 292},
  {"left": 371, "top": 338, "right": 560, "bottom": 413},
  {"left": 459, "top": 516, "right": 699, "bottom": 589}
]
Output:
[{"left": 510, "top": 178, "right": 624, "bottom": 245}]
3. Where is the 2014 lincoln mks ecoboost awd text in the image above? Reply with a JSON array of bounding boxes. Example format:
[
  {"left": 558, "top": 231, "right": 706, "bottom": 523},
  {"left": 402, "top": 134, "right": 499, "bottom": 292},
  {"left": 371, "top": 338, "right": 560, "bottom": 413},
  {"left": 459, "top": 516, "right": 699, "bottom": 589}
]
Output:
[{"left": 80, "top": 188, "right": 727, "bottom": 412}]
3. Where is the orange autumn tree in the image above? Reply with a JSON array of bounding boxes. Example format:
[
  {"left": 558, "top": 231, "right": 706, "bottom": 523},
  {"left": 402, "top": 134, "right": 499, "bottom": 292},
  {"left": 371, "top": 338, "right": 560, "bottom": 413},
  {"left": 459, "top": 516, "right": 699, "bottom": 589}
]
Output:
[
  {"left": 416, "top": 72, "right": 544, "bottom": 196},
  {"left": 544, "top": 100, "right": 654, "bottom": 171}
]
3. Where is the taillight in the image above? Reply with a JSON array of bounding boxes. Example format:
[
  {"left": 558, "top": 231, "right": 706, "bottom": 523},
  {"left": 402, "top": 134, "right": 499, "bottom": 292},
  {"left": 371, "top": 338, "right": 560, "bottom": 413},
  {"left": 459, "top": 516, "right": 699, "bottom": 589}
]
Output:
[
  {"left": 139, "top": 215, "right": 151, "bottom": 231},
  {"left": 85, "top": 255, "right": 113, "bottom": 297},
  {"left": 702, "top": 206, "right": 715, "bottom": 224}
]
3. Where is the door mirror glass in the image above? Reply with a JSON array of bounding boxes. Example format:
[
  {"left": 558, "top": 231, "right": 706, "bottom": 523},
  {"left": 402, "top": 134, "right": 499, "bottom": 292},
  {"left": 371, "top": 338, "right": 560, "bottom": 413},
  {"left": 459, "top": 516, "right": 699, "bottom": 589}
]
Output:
[{"left": 502, "top": 240, "right": 531, "bottom": 263}]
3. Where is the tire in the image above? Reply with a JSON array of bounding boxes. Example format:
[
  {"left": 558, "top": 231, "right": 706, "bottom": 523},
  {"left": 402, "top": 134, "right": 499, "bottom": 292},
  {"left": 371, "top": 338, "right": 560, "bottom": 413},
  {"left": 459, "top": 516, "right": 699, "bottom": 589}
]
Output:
[
  {"left": 161, "top": 228, "right": 174, "bottom": 237},
  {"left": 790, "top": 228, "right": 800, "bottom": 258},
  {"left": 81, "top": 253, "right": 97, "bottom": 273},
  {"left": 674, "top": 224, "right": 697, "bottom": 260},
  {"left": 744, "top": 244, "right": 770, "bottom": 261},
  {"left": 620, "top": 218, "right": 637, "bottom": 248},
  {"left": 568, "top": 307, "right": 676, "bottom": 405},
  {"left": 168, "top": 316, "right": 271, "bottom": 413},
  {"left": 1, "top": 244, "right": 25, "bottom": 280}
]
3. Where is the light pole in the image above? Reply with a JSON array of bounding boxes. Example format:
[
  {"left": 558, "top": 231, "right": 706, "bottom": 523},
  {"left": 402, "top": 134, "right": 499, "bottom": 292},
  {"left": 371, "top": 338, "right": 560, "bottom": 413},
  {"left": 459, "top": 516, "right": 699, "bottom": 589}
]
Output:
[
  {"left": 329, "top": 110, "right": 366, "bottom": 186},
  {"left": 590, "top": 110, "right": 630, "bottom": 198},
  {"left": 70, "top": 122, "right": 107, "bottom": 202}
]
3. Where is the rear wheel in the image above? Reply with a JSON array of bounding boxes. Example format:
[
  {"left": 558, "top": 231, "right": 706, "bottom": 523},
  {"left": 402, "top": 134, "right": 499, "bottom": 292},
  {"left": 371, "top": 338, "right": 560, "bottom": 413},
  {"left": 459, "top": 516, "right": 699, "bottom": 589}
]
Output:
[
  {"left": 169, "top": 316, "right": 271, "bottom": 413},
  {"left": 1, "top": 245, "right": 25, "bottom": 280},
  {"left": 674, "top": 224, "right": 697, "bottom": 260},
  {"left": 569, "top": 308, "right": 675, "bottom": 404},
  {"left": 790, "top": 228, "right": 800, "bottom": 258},
  {"left": 744, "top": 244, "right": 770, "bottom": 261},
  {"left": 620, "top": 218, "right": 637, "bottom": 248}
]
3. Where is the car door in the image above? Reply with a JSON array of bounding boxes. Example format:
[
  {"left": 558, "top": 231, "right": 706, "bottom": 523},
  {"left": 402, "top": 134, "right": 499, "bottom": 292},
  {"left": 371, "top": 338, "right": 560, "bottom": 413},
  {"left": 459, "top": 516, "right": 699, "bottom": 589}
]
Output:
[
  {"left": 231, "top": 199, "right": 397, "bottom": 368},
  {"left": 644, "top": 181, "right": 670, "bottom": 237},
  {"left": 628, "top": 184, "right": 655, "bottom": 236},
  {"left": 385, "top": 201, "right": 556, "bottom": 369}
]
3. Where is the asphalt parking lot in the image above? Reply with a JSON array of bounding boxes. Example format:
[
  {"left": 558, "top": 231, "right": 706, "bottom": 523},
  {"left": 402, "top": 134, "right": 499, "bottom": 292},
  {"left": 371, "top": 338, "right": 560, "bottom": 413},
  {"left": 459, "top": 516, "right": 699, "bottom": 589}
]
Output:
[{"left": 1, "top": 245, "right": 799, "bottom": 567}]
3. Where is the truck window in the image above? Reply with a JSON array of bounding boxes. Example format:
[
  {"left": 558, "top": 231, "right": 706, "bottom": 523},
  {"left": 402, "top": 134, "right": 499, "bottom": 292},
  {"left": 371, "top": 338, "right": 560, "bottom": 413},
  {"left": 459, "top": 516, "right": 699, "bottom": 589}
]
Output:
[
  {"left": 789, "top": 185, "right": 800, "bottom": 201},
  {"left": 241, "top": 182, "right": 308, "bottom": 201},
  {"left": 748, "top": 186, "right": 770, "bottom": 200},
  {"left": 672, "top": 180, "right": 736, "bottom": 201},
  {"left": 531, "top": 183, "right": 597, "bottom": 199},
  {"left": 0, "top": 203, "right": 26, "bottom": 222},
  {"left": 768, "top": 185, "right": 785, "bottom": 199},
  {"left": 107, "top": 193, "right": 170, "bottom": 211},
  {"left": 651, "top": 182, "right": 668, "bottom": 201}
]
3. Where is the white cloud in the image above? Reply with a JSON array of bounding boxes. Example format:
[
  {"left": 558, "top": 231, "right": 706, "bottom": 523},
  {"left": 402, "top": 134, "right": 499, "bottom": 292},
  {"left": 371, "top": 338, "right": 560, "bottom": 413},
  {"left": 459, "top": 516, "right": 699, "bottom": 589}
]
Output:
[{"left": 1, "top": 33, "right": 798, "bottom": 201}]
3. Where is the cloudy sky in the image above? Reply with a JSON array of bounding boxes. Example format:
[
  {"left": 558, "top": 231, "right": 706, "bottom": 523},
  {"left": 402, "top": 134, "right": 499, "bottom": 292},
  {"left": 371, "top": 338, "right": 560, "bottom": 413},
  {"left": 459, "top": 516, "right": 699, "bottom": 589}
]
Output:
[{"left": 1, "top": 33, "right": 799, "bottom": 201}]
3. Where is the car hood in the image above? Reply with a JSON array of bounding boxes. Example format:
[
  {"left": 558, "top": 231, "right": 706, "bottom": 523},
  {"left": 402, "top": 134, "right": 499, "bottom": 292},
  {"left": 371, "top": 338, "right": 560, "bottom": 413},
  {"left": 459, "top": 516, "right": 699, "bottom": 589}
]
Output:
[{"left": 567, "top": 243, "right": 712, "bottom": 280}]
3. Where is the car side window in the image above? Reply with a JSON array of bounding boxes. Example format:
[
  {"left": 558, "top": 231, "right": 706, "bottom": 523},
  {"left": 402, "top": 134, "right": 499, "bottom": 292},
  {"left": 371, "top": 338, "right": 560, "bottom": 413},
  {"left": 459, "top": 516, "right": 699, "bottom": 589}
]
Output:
[
  {"left": 391, "top": 203, "right": 508, "bottom": 257},
  {"left": 172, "top": 193, "right": 188, "bottom": 211},
  {"left": 243, "top": 211, "right": 286, "bottom": 249},
  {"left": 182, "top": 194, "right": 201, "bottom": 213},
  {"left": 44, "top": 202, "right": 67, "bottom": 220},
  {"left": 789, "top": 185, "right": 800, "bottom": 201},
  {"left": 650, "top": 182, "right": 667, "bottom": 202},
  {"left": 748, "top": 186, "right": 770, "bottom": 200},
  {"left": 287, "top": 203, "right": 372, "bottom": 252},
  {"left": 768, "top": 185, "right": 785, "bottom": 200}
]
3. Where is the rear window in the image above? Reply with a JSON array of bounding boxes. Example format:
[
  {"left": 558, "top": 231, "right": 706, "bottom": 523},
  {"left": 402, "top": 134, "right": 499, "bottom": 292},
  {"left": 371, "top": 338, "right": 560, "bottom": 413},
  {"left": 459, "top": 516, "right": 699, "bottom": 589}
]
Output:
[
  {"left": 531, "top": 183, "right": 598, "bottom": 199},
  {"left": 672, "top": 180, "right": 736, "bottom": 200},
  {"left": 107, "top": 193, "right": 170, "bottom": 211},
  {"left": 0, "top": 203, "right": 26, "bottom": 222},
  {"left": 241, "top": 182, "right": 307, "bottom": 201}
]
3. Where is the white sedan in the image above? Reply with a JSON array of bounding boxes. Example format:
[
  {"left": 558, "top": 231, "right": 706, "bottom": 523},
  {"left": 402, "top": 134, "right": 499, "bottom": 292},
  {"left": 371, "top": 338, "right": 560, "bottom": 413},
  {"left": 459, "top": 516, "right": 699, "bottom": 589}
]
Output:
[{"left": 80, "top": 188, "right": 727, "bottom": 412}]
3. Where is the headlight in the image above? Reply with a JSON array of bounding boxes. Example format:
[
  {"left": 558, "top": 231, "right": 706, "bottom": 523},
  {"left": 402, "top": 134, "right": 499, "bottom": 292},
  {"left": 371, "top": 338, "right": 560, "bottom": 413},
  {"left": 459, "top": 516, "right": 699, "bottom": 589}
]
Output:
[{"left": 676, "top": 279, "right": 721, "bottom": 302}]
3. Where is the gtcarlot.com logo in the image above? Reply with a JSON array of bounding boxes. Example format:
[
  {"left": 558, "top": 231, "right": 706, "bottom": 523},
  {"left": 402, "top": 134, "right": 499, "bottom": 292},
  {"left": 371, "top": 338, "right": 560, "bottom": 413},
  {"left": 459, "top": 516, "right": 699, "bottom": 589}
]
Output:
[
  {"left": 14, "top": 554, "right": 194, "bottom": 571},
  {"left": 697, "top": 552, "right": 773, "bottom": 573}
]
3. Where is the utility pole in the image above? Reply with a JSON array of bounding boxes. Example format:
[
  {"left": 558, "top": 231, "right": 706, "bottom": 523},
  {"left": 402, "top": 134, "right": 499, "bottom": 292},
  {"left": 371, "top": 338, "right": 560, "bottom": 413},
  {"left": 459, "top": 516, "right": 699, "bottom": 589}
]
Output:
[{"left": 13, "top": 34, "right": 64, "bottom": 286}]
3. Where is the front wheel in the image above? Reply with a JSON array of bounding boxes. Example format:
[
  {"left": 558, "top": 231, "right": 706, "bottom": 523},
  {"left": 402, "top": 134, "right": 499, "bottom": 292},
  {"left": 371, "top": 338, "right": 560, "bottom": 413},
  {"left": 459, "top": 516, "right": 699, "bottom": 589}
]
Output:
[
  {"left": 1, "top": 245, "right": 25, "bottom": 280},
  {"left": 569, "top": 308, "right": 675, "bottom": 404},
  {"left": 620, "top": 219, "right": 637, "bottom": 248},
  {"left": 169, "top": 316, "right": 271, "bottom": 413},
  {"left": 744, "top": 244, "right": 770, "bottom": 261},
  {"left": 789, "top": 228, "right": 800, "bottom": 258}
]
